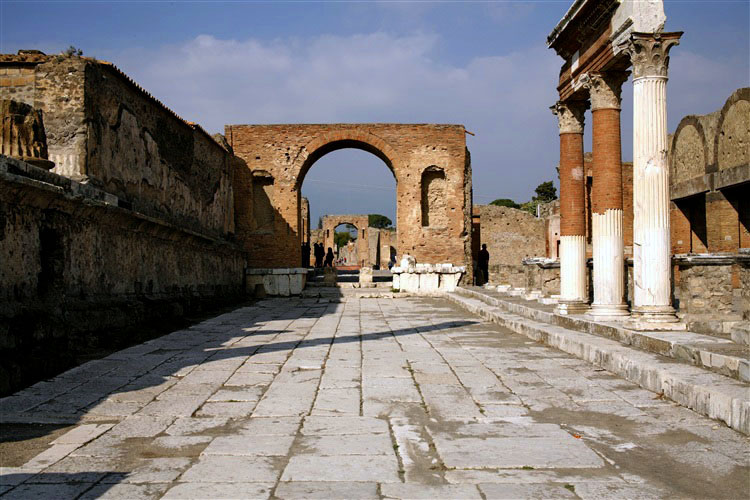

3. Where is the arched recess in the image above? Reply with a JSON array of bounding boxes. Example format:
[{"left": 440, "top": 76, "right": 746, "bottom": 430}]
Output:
[
  {"left": 294, "top": 132, "right": 399, "bottom": 191},
  {"left": 421, "top": 165, "right": 447, "bottom": 228}
]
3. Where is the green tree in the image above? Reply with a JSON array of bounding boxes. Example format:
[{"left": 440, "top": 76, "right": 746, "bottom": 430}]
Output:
[
  {"left": 534, "top": 181, "right": 557, "bottom": 203},
  {"left": 368, "top": 214, "right": 393, "bottom": 229},
  {"left": 489, "top": 198, "right": 520, "bottom": 209},
  {"left": 334, "top": 231, "right": 352, "bottom": 248}
]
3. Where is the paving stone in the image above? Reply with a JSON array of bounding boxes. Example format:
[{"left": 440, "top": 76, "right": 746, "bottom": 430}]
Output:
[
  {"left": 572, "top": 481, "right": 668, "bottom": 499},
  {"left": 312, "top": 388, "right": 360, "bottom": 415},
  {"left": 79, "top": 482, "right": 170, "bottom": 499},
  {"left": 196, "top": 401, "right": 257, "bottom": 417},
  {"left": 208, "top": 387, "right": 264, "bottom": 402},
  {"left": 381, "top": 483, "right": 483, "bottom": 499},
  {"left": 478, "top": 482, "right": 578, "bottom": 499},
  {"left": 162, "top": 482, "right": 274, "bottom": 499},
  {"left": 152, "top": 436, "right": 212, "bottom": 450},
  {"left": 109, "top": 416, "right": 174, "bottom": 438},
  {"left": 102, "top": 458, "right": 192, "bottom": 484},
  {"left": 0, "top": 482, "right": 94, "bottom": 499},
  {"left": 202, "top": 435, "right": 295, "bottom": 456},
  {"left": 22, "top": 444, "right": 80, "bottom": 470},
  {"left": 274, "top": 481, "right": 379, "bottom": 499},
  {"left": 301, "top": 416, "right": 389, "bottom": 435},
  {"left": 281, "top": 455, "right": 400, "bottom": 482},
  {"left": 237, "top": 416, "right": 302, "bottom": 436},
  {"left": 51, "top": 424, "right": 114, "bottom": 445},
  {"left": 224, "top": 372, "right": 275, "bottom": 387},
  {"left": 180, "top": 456, "right": 282, "bottom": 482},
  {"left": 164, "top": 417, "right": 231, "bottom": 436},
  {"left": 296, "top": 433, "right": 394, "bottom": 456},
  {"left": 431, "top": 433, "right": 604, "bottom": 469}
]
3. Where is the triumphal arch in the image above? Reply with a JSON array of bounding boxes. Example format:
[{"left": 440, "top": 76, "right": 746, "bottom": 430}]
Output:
[{"left": 226, "top": 124, "right": 472, "bottom": 270}]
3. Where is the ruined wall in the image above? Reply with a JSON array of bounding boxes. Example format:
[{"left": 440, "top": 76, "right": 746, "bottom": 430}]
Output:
[
  {"left": 300, "top": 197, "right": 310, "bottom": 244},
  {"left": 227, "top": 124, "right": 471, "bottom": 270},
  {"left": 310, "top": 229, "right": 324, "bottom": 247},
  {"left": 0, "top": 157, "right": 246, "bottom": 395},
  {"left": 476, "top": 205, "right": 546, "bottom": 287},
  {"left": 1, "top": 52, "right": 236, "bottom": 239},
  {"left": 669, "top": 88, "right": 750, "bottom": 255}
]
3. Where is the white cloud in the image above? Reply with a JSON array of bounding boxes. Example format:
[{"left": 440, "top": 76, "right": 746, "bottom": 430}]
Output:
[
  {"left": 112, "top": 32, "right": 561, "bottom": 202},
  {"left": 107, "top": 31, "right": 746, "bottom": 204}
]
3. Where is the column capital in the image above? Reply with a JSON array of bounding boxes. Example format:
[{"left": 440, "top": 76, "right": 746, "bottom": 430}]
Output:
[
  {"left": 579, "top": 71, "right": 630, "bottom": 110},
  {"left": 551, "top": 100, "right": 588, "bottom": 134},
  {"left": 620, "top": 31, "right": 682, "bottom": 80}
]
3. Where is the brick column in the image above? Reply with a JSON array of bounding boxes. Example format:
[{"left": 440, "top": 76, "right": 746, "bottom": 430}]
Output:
[
  {"left": 622, "top": 32, "right": 683, "bottom": 329},
  {"left": 552, "top": 100, "right": 589, "bottom": 314},
  {"left": 581, "top": 72, "right": 630, "bottom": 319}
]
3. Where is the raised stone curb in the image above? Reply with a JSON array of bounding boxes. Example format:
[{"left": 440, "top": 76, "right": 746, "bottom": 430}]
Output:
[
  {"left": 446, "top": 290, "right": 750, "bottom": 435},
  {"left": 458, "top": 287, "right": 749, "bottom": 383}
]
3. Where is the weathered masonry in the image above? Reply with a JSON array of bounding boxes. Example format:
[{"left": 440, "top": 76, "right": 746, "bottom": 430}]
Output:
[
  {"left": 322, "top": 214, "right": 370, "bottom": 267},
  {"left": 0, "top": 52, "right": 245, "bottom": 394},
  {"left": 227, "top": 124, "right": 472, "bottom": 271},
  {"left": 548, "top": 0, "right": 685, "bottom": 328}
]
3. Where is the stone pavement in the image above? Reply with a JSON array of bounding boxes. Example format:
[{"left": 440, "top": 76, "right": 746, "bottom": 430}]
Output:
[{"left": 1, "top": 297, "right": 748, "bottom": 499}]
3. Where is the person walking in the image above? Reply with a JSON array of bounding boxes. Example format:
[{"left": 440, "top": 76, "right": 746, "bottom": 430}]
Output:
[
  {"left": 325, "top": 247, "right": 334, "bottom": 268},
  {"left": 478, "top": 243, "right": 490, "bottom": 285}
]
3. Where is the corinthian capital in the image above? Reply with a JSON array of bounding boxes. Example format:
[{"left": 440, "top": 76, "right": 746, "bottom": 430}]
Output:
[
  {"left": 620, "top": 31, "right": 682, "bottom": 79},
  {"left": 578, "top": 71, "right": 629, "bottom": 110},
  {"left": 551, "top": 100, "right": 588, "bottom": 134}
]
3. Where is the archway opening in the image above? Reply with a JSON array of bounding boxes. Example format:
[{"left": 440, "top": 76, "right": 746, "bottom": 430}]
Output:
[{"left": 301, "top": 147, "right": 397, "bottom": 271}]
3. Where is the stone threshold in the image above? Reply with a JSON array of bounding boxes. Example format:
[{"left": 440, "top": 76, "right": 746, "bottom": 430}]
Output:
[
  {"left": 457, "top": 286, "right": 749, "bottom": 383},
  {"left": 446, "top": 288, "right": 750, "bottom": 435}
]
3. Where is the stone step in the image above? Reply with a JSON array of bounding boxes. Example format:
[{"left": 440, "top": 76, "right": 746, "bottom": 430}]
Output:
[
  {"left": 455, "top": 286, "right": 750, "bottom": 383},
  {"left": 305, "top": 282, "right": 393, "bottom": 289},
  {"left": 446, "top": 290, "right": 750, "bottom": 435}
]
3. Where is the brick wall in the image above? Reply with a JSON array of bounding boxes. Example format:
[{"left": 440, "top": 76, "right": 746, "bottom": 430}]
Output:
[{"left": 227, "top": 124, "right": 471, "bottom": 270}]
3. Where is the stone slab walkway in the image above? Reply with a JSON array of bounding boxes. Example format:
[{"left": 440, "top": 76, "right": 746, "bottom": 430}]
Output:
[{"left": 1, "top": 297, "right": 748, "bottom": 499}]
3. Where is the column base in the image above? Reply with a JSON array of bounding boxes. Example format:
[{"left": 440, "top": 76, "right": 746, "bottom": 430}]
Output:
[
  {"left": 555, "top": 300, "right": 589, "bottom": 315},
  {"left": 586, "top": 303, "right": 630, "bottom": 321},
  {"left": 626, "top": 306, "right": 686, "bottom": 331}
]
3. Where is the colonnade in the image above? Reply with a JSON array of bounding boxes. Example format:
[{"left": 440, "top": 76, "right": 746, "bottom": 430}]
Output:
[{"left": 553, "top": 32, "right": 683, "bottom": 328}]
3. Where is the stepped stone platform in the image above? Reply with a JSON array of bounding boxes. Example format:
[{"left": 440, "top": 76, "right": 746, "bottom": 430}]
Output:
[{"left": 447, "top": 286, "right": 750, "bottom": 435}]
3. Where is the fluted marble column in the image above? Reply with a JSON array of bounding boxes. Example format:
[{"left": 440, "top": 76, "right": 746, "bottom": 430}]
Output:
[
  {"left": 581, "top": 72, "right": 630, "bottom": 319},
  {"left": 552, "top": 100, "right": 589, "bottom": 315},
  {"left": 622, "top": 32, "right": 683, "bottom": 327}
]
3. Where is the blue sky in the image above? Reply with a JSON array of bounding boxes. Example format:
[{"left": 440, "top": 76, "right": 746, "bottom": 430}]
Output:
[{"left": 2, "top": 1, "right": 748, "bottom": 224}]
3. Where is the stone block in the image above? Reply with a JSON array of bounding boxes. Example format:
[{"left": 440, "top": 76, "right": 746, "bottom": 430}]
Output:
[
  {"left": 262, "top": 274, "right": 278, "bottom": 296},
  {"left": 359, "top": 267, "right": 373, "bottom": 285},
  {"left": 289, "top": 273, "right": 305, "bottom": 295},
  {"left": 419, "top": 273, "right": 439, "bottom": 292},
  {"left": 277, "top": 274, "right": 291, "bottom": 297}
]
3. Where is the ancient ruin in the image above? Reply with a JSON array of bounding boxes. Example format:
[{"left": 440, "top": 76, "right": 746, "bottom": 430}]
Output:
[{"left": 0, "top": 1, "right": 749, "bottom": 497}]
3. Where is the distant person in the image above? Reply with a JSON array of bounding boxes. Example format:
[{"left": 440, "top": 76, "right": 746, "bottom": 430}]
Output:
[
  {"left": 302, "top": 242, "right": 311, "bottom": 268},
  {"left": 478, "top": 243, "right": 490, "bottom": 285},
  {"left": 325, "top": 247, "right": 334, "bottom": 268},
  {"left": 314, "top": 243, "right": 324, "bottom": 268}
]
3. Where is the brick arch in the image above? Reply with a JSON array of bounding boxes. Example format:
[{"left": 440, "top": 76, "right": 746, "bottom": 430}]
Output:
[
  {"left": 670, "top": 117, "right": 709, "bottom": 183},
  {"left": 714, "top": 87, "right": 750, "bottom": 172},
  {"left": 293, "top": 130, "right": 399, "bottom": 191},
  {"left": 321, "top": 215, "right": 370, "bottom": 267},
  {"left": 227, "top": 123, "right": 471, "bottom": 270}
]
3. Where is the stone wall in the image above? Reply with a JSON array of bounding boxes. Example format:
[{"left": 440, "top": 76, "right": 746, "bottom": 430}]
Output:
[
  {"left": 0, "top": 52, "right": 236, "bottom": 239},
  {"left": 475, "top": 205, "right": 546, "bottom": 287},
  {"left": 0, "top": 157, "right": 246, "bottom": 395},
  {"left": 669, "top": 88, "right": 750, "bottom": 254},
  {"left": 227, "top": 124, "right": 471, "bottom": 270}
]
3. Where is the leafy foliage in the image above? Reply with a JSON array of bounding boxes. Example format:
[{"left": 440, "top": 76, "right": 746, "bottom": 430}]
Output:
[
  {"left": 334, "top": 231, "right": 352, "bottom": 248},
  {"left": 489, "top": 198, "right": 519, "bottom": 209},
  {"left": 368, "top": 214, "right": 393, "bottom": 228},
  {"left": 534, "top": 181, "right": 557, "bottom": 203}
]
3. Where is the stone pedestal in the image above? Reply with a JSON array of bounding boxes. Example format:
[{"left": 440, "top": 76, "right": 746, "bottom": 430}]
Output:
[
  {"left": 246, "top": 268, "right": 308, "bottom": 297},
  {"left": 359, "top": 267, "right": 373, "bottom": 286},
  {"left": 622, "top": 32, "right": 683, "bottom": 328},
  {"left": 391, "top": 263, "right": 465, "bottom": 294}
]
